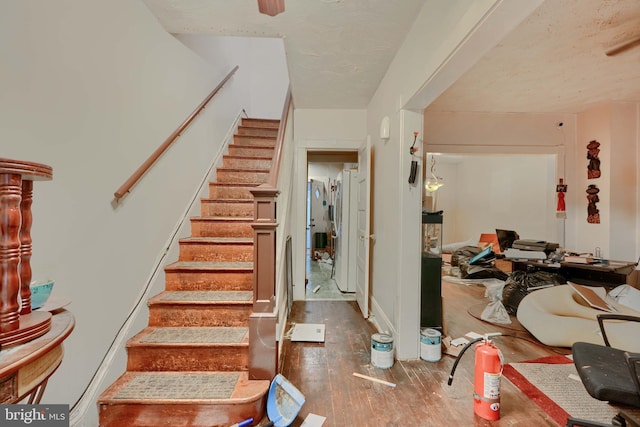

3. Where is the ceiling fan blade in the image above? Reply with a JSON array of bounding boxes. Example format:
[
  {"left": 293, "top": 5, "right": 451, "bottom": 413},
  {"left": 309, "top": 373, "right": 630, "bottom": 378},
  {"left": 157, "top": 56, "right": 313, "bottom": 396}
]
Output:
[{"left": 605, "top": 36, "right": 640, "bottom": 56}]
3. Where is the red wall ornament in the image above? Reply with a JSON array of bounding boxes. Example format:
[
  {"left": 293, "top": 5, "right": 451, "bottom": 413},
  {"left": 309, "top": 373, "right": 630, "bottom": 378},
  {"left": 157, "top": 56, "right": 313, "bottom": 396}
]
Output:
[{"left": 586, "top": 184, "right": 600, "bottom": 224}]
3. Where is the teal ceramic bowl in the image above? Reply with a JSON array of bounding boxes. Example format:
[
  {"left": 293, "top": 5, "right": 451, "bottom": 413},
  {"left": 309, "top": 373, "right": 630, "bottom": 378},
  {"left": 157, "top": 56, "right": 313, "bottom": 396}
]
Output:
[{"left": 30, "top": 280, "right": 54, "bottom": 310}]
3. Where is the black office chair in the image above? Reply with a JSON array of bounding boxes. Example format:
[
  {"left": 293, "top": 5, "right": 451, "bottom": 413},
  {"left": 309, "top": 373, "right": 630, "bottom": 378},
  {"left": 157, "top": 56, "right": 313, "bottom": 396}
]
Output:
[{"left": 567, "top": 314, "right": 640, "bottom": 427}]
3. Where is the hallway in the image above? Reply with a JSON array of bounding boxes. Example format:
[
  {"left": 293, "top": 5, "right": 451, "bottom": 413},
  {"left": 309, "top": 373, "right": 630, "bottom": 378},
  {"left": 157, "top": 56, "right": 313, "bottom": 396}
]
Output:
[{"left": 304, "top": 251, "right": 356, "bottom": 301}]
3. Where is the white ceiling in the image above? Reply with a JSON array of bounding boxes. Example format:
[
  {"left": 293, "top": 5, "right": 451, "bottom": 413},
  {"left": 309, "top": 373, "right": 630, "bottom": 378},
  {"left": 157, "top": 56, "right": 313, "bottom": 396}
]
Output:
[{"left": 144, "top": 0, "right": 640, "bottom": 113}]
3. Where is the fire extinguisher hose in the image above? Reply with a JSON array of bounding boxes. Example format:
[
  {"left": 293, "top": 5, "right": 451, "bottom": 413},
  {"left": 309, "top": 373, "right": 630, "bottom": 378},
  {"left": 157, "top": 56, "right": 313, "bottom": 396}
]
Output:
[{"left": 447, "top": 337, "right": 484, "bottom": 386}]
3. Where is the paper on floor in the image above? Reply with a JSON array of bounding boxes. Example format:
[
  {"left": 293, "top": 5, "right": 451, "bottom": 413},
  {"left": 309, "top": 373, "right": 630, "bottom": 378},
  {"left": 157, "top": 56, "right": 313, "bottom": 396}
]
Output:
[
  {"left": 290, "top": 323, "right": 326, "bottom": 342},
  {"left": 301, "top": 413, "right": 326, "bottom": 427}
]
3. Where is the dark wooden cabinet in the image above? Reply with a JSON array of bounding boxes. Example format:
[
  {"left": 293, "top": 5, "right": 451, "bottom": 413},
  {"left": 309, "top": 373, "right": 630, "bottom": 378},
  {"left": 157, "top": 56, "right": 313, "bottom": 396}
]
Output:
[{"left": 421, "top": 211, "right": 443, "bottom": 330}]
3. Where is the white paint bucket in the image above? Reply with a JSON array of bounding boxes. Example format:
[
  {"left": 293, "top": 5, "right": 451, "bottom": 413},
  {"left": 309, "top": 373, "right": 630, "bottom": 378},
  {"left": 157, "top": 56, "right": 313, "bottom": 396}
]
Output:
[
  {"left": 420, "top": 328, "right": 442, "bottom": 362},
  {"left": 371, "top": 333, "right": 394, "bottom": 369}
]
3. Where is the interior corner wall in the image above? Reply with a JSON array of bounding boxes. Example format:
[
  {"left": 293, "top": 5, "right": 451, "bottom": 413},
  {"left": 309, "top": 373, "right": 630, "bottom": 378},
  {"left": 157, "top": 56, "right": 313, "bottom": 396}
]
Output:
[
  {"left": 176, "top": 35, "right": 290, "bottom": 120},
  {"left": 0, "top": 1, "right": 254, "bottom": 424},
  {"left": 609, "top": 103, "right": 639, "bottom": 262},
  {"left": 576, "top": 104, "right": 613, "bottom": 257}
]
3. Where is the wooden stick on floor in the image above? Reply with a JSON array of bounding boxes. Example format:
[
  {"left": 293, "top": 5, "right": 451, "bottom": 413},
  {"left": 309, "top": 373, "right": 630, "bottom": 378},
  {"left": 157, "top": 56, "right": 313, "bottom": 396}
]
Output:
[{"left": 352, "top": 372, "right": 396, "bottom": 388}]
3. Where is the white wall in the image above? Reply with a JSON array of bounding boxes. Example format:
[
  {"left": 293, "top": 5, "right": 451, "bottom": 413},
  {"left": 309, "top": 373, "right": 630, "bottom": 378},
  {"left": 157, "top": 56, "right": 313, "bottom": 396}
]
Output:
[
  {"left": 0, "top": 1, "right": 261, "bottom": 425},
  {"left": 425, "top": 111, "right": 577, "bottom": 247},
  {"left": 433, "top": 154, "right": 557, "bottom": 245},
  {"left": 176, "top": 35, "right": 290, "bottom": 120}
]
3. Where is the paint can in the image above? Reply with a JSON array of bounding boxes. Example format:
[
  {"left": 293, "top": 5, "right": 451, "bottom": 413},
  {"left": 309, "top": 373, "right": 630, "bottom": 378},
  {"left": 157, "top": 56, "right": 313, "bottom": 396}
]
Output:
[
  {"left": 420, "top": 328, "right": 442, "bottom": 362},
  {"left": 371, "top": 333, "right": 394, "bottom": 369}
]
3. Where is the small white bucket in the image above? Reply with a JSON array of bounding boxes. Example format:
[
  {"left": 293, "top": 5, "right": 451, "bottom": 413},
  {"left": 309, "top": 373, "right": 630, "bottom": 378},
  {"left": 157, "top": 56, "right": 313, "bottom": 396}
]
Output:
[
  {"left": 371, "top": 333, "right": 394, "bottom": 369},
  {"left": 420, "top": 328, "right": 442, "bottom": 362}
]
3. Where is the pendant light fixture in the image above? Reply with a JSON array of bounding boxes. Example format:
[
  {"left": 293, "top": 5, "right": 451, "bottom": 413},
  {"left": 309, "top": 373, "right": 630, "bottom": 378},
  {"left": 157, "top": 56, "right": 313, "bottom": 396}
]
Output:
[{"left": 425, "top": 155, "right": 444, "bottom": 192}]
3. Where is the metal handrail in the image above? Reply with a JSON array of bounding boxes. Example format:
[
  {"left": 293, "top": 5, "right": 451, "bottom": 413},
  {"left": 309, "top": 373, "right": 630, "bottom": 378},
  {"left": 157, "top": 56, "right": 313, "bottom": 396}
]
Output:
[{"left": 113, "top": 65, "right": 239, "bottom": 202}]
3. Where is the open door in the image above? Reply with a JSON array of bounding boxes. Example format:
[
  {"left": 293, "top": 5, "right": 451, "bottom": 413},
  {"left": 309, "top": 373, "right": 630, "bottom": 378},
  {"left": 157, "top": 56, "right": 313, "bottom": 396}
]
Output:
[
  {"left": 355, "top": 138, "right": 372, "bottom": 318},
  {"left": 308, "top": 178, "right": 327, "bottom": 255}
]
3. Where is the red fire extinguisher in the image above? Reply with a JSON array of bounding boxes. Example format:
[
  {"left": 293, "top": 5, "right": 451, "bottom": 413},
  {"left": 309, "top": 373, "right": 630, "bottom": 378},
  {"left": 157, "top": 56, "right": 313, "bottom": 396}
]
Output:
[{"left": 448, "top": 333, "right": 504, "bottom": 421}]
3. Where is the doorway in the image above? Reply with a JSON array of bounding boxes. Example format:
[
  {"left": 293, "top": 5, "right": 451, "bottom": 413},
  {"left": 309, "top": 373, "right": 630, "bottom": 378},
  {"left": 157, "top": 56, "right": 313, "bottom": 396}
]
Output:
[{"left": 305, "top": 151, "right": 358, "bottom": 301}]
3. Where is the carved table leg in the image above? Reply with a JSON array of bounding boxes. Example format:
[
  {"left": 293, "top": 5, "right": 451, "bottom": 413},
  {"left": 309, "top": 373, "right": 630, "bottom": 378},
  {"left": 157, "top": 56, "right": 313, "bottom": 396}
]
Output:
[
  {"left": 20, "top": 180, "right": 33, "bottom": 315},
  {"left": 0, "top": 174, "right": 23, "bottom": 332}
]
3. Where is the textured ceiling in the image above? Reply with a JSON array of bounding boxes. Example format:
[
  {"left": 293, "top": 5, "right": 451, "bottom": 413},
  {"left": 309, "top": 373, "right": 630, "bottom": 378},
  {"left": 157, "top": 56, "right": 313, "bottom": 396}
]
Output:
[
  {"left": 144, "top": 0, "right": 640, "bottom": 113},
  {"left": 143, "top": 0, "right": 427, "bottom": 109},
  {"left": 429, "top": 0, "right": 640, "bottom": 113}
]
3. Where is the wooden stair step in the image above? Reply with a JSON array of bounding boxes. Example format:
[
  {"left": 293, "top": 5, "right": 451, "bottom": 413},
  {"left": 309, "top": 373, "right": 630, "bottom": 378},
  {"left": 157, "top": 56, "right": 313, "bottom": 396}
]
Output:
[
  {"left": 236, "top": 126, "right": 278, "bottom": 137},
  {"left": 241, "top": 118, "right": 280, "bottom": 129},
  {"left": 208, "top": 182, "right": 259, "bottom": 200},
  {"left": 164, "top": 261, "right": 253, "bottom": 291},
  {"left": 200, "top": 198, "right": 254, "bottom": 218},
  {"left": 126, "top": 326, "right": 249, "bottom": 371},
  {"left": 178, "top": 237, "right": 253, "bottom": 262},
  {"left": 222, "top": 155, "right": 273, "bottom": 169},
  {"left": 228, "top": 145, "right": 275, "bottom": 158},
  {"left": 216, "top": 168, "right": 270, "bottom": 184},
  {"left": 232, "top": 135, "right": 277, "bottom": 147},
  {"left": 148, "top": 290, "right": 253, "bottom": 327},
  {"left": 191, "top": 217, "right": 254, "bottom": 238},
  {"left": 98, "top": 371, "right": 269, "bottom": 427}
]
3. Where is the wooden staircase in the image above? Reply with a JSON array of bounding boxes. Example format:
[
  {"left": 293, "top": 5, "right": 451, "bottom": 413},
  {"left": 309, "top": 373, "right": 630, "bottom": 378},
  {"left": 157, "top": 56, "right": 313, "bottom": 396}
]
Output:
[{"left": 98, "top": 118, "right": 280, "bottom": 427}]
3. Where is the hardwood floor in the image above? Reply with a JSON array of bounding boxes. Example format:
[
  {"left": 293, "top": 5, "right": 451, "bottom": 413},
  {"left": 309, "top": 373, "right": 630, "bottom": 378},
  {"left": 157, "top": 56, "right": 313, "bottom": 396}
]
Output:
[{"left": 273, "top": 279, "right": 572, "bottom": 426}]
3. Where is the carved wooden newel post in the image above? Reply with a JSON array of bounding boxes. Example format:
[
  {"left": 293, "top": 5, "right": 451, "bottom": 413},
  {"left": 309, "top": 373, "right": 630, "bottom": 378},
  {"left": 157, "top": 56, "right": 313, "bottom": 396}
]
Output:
[
  {"left": 248, "top": 185, "right": 279, "bottom": 380},
  {"left": 0, "top": 158, "right": 52, "bottom": 347}
]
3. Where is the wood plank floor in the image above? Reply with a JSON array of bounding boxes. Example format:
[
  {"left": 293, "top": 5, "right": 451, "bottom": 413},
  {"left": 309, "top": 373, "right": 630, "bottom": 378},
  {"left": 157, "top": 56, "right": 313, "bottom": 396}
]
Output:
[{"left": 271, "top": 279, "right": 572, "bottom": 426}]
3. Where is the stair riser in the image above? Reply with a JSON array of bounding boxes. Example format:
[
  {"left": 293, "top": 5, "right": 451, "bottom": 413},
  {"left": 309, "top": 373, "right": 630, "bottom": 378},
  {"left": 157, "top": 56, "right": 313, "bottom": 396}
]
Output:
[
  {"left": 237, "top": 127, "right": 278, "bottom": 137},
  {"left": 127, "top": 346, "right": 248, "bottom": 371},
  {"left": 232, "top": 136, "right": 276, "bottom": 147},
  {"left": 201, "top": 201, "right": 253, "bottom": 218},
  {"left": 242, "top": 119, "right": 279, "bottom": 129},
  {"left": 99, "top": 400, "right": 266, "bottom": 427},
  {"left": 148, "top": 305, "right": 251, "bottom": 327},
  {"left": 228, "top": 146, "right": 275, "bottom": 158},
  {"left": 223, "top": 157, "right": 272, "bottom": 169},
  {"left": 191, "top": 221, "right": 253, "bottom": 238},
  {"left": 216, "top": 170, "right": 269, "bottom": 184},
  {"left": 208, "top": 184, "right": 255, "bottom": 200},
  {"left": 165, "top": 271, "right": 253, "bottom": 291},
  {"left": 179, "top": 243, "right": 253, "bottom": 262}
]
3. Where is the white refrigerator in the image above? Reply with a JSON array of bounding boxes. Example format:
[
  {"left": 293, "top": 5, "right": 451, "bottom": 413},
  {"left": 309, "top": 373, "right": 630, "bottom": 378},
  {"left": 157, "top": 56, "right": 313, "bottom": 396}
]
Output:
[{"left": 334, "top": 169, "right": 358, "bottom": 293}]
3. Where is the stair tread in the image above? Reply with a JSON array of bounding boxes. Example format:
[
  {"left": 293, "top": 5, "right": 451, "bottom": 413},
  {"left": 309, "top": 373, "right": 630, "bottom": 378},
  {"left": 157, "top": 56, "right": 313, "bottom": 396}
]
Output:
[
  {"left": 209, "top": 182, "right": 263, "bottom": 187},
  {"left": 151, "top": 290, "right": 253, "bottom": 303},
  {"left": 223, "top": 155, "right": 274, "bottom": 160},
  {"left": 130, "top": 326, "right": 249, "bottom": 345},
  {"left": 234, "top": 134, "right": 277, "bottom": 138},
  {"left": 201, "top": 198, "right": 253, "bottom": 203},
  {"left": 229, "top": 144, "right": 275, "bottom": 149},
  {"left": 98, "top": 371, "right": 268, "bottom": 403},
  {"left": 166, "top": 261, "right": 253, "bottom": 270},
  {"left": 180, "top": 236, "right": 253, "bottom": 243},
  {"left": 191, "top": 216, "right": 253, "bottom": 222},
  {"left": 217, "top": 167, "right": 270, "bottom": 172}
]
